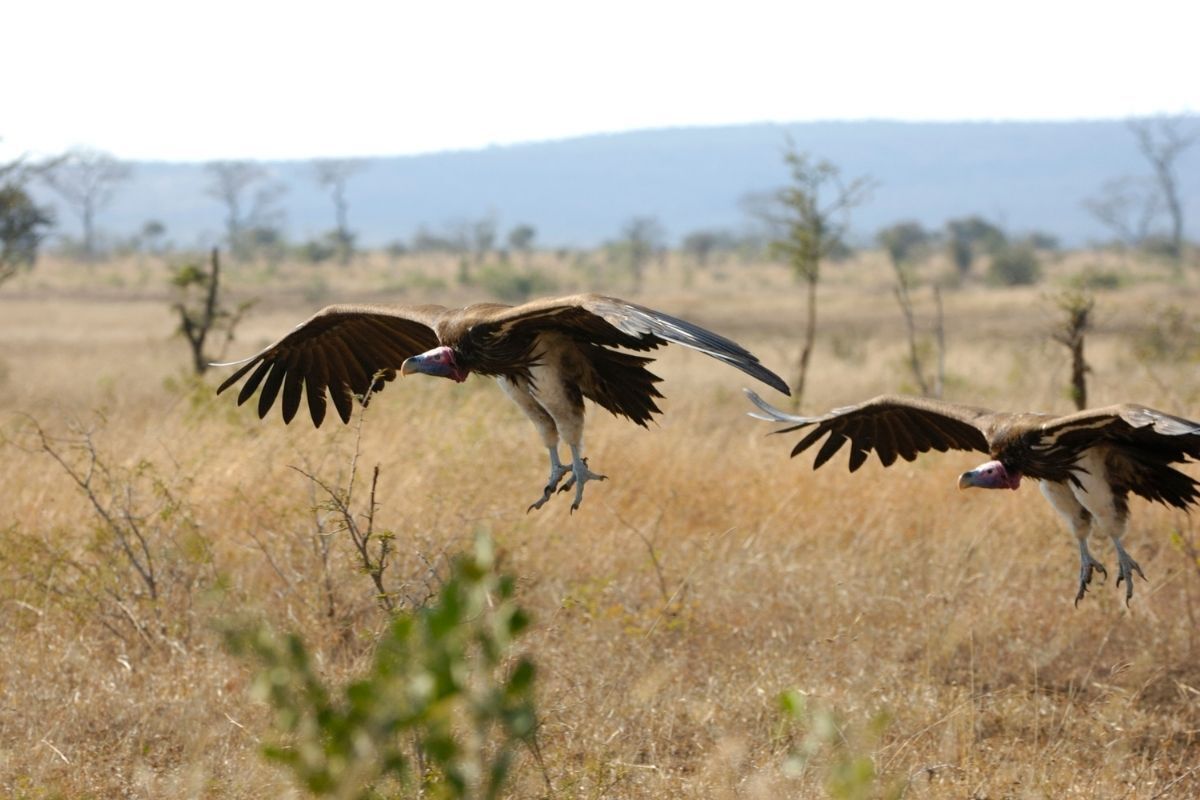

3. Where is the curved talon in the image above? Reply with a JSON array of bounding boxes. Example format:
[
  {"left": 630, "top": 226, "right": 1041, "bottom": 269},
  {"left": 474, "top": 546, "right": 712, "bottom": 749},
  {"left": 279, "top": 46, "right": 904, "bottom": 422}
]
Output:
[
  {"left": 1114, "top": 548, "right": 1146, "bottom": 606},
  {"left": 565, "top": 457, "right": 606, "bottom": 513},
  {"left": 1074, "top": 556, "right": 1108, "bottom": 607},
  {"left": 528, "top": 448, "right": 571, "bottom": 513}
]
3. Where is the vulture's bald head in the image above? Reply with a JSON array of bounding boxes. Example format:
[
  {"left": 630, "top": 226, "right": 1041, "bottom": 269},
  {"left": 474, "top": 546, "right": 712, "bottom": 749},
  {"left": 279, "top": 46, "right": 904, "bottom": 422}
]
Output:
[
  {"left": 958, "top": 460, "right": 1022, "bottom": 491},
  {"left": 401, "top": 346, "right": 469, "bottom": 383}
]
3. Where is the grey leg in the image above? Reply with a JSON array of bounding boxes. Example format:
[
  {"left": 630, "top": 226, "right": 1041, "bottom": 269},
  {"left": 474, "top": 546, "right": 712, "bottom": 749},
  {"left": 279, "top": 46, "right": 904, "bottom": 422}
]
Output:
[
  {"left": 1074, "top": 537, "right": 1108, "bottom": 607},
  {"left": 528, "top": 447, "right": 572, "bottom": 512},
  {"left": 1112, "top": 538, "right": 1147, "bottom": 606},
  {"left": 558, "top": 442, "right": 606, "bottom": 512}
]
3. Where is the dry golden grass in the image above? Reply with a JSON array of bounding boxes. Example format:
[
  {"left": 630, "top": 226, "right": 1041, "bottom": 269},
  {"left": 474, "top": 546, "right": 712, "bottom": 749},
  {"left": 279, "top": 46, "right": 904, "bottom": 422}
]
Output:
[{"left": 3, "top": 250, "right": 1200, "bottom": 798}]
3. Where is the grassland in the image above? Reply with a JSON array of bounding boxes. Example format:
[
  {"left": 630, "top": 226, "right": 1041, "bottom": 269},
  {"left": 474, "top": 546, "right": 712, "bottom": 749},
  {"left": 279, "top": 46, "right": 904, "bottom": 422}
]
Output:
[{"left": 2, "top": 249, "right": 1200, "bottom": 798}]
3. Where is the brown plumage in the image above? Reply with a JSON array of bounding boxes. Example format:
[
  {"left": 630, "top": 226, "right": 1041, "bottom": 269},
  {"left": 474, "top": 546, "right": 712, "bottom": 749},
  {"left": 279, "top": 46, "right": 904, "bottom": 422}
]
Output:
[
  {"left": 746, "top": 391, "right": 1200, "bottom": 605},
  {"left": 216, "top": 294, "right": 789, "bottom": 511}
]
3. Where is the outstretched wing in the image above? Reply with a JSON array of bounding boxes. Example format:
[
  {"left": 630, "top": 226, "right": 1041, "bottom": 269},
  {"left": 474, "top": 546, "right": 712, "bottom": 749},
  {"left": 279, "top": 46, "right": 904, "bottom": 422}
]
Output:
[
  {"left": 214, "top": 304, "right": 444, "bottom": 427},
  {"left": 1031, "top": 404, "right": 1200, "bottom": 455},
  {"left": 1029, "top": 404, "right": 1200, "bottom": 507},
  {"left": 466, "top": 293, "right": 790, "bottom": 394},
  {"left": 745, "top": 390, "right": 994, "bottom": 471}
]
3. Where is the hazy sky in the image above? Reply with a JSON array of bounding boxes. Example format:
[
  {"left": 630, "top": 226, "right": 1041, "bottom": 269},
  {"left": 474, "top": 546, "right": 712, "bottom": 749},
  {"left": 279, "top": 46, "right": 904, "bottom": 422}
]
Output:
[{"left": 2, "top": 0, "right": 1196, "bottom": 163}]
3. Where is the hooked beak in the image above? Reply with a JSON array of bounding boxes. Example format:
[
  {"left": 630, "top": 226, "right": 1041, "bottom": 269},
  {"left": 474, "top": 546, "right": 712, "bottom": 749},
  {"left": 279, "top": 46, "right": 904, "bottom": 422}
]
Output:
[
  {"left": 399, "top": 355, "right": 427, "bottom": 376},
  {"left": 400, "top": 346, "right": 465, "bottom": 382},
  {"left": 957, "top": 460, "right": 1020, "bottom": 491}
]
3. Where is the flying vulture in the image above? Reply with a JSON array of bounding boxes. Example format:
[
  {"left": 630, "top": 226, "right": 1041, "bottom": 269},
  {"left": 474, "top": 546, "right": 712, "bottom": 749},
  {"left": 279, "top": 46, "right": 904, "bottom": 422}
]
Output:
[
  {"left": 744, "top": 390, "right": 1200, "bottom": 605},
  {"left": 215, "top": 294, "right": 789, "bottom": 511}
]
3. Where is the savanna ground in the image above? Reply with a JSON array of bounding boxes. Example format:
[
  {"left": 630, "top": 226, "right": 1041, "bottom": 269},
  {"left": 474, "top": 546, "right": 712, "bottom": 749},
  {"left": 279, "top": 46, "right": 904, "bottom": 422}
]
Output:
[{"left": 2, "top": 248, "right": 1200, "bottom": 798}]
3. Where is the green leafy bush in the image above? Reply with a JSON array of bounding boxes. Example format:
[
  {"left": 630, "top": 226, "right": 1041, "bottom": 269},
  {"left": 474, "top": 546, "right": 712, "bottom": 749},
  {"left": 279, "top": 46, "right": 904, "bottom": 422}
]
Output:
[
  {"left": 225, "top": 534, "right": 537, "bottom": 800},
  {"left": 776, "top": 690, "right": 899, "bottom": 800}
]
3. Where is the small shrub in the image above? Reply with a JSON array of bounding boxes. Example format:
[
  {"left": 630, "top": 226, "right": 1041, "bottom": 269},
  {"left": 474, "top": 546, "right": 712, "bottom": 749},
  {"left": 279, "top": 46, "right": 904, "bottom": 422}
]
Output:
[
  {"left": 986, "top": 244, "right": 1041, "bottom": 286},
  {"left": 225, "top": 533, "right": 538, "bottom": 800},
  {"left": 776, "top": 690, "right": 900, "bottom": 800},
  {"left": 4, "top": 417, "right": 215, "bottom": 648}
]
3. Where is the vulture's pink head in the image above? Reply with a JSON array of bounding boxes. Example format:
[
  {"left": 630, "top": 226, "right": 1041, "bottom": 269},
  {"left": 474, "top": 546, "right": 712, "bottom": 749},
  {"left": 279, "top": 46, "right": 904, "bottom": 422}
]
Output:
[
  {"left": 958, "top": 460, "right": 1021, "bottom": 491},
  {"left": 400, "top": 346, "right": 469, "bottom": 383}
]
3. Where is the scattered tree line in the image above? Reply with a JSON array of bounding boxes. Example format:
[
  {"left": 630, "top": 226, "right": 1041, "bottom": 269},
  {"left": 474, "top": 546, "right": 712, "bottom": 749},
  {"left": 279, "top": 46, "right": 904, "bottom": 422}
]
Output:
[{"left": 1, "top": 114, "right": 1196, "bottom": 287}]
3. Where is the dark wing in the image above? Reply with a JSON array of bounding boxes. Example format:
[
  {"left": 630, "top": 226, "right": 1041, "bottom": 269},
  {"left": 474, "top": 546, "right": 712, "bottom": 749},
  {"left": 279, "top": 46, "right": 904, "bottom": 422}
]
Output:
[
  {"left": 464, "top": 293, "right": 790, "bottom": 394},
  {"left": 1028, "top": 404, "right": 1200, "bottom": 508},
  {"left": 214, "top": 304, "right": 444, "bottom": 427},
  {"left": 745, "top": 390, "right": 994, "bottom": 471},
  {"left": 1032, "top": 404, "right": 1200, "bottom": 453}
]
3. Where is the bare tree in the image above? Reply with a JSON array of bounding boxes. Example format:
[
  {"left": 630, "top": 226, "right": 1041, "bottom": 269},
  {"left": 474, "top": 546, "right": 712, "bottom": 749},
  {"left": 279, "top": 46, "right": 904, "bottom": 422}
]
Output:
[
  {"left": 171, "top": 248, "right": 253, "bottom": 375},
  {"left": 41, "top": 147, "right": 131, "bottom": 261},
  {"left": 1084, "top": 176, "right": 1162, "bottom": 249},
  {"left": 311, "top": 158, "right": 363, "bottom": 265},
  {"left": 1051, "top": 290, "right": 1094, "bottom": 410},
  {"left": 764, "top": 142, "right": 872, "bottom": 406},
  {"left": 1128, "top": 116, "right": 1199, "bottom": 264},
  {"left": 878, "top": 221, "right": 940, "bottom": 396},
  {"left": 204, "top": 160, "right": 272, "bottom": 259}
]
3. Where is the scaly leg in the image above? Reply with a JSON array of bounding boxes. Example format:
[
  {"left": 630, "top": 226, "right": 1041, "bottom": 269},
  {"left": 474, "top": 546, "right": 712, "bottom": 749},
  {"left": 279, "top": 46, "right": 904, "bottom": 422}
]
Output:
[
  {"left": 1040, "top": 481, "right": 1106, "bottom": 606},
  {"left": 1074, "top": 537, "right": 1108, "bottom": 607},
  {"left": 528, "top": 447, "right": 571, "bottom": 512},
  {"left": 557, "top": 443, "right": 606, "bottom": 512},
  {"left": 1112, "top": 537, "right": 1147, "bottom": 606},
  {"left": 1065, "top": 450, "right": 1147, "bottom": 605}
]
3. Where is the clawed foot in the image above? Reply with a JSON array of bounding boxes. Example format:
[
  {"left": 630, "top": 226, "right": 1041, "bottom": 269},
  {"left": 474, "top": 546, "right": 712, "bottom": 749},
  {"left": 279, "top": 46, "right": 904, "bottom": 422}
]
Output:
[
  {"left": 1074, "top": 554, "right": 1108, "bottom": 607},
  {"left": 558, "top": 457, "right": 606, "bottom": 513},
  {"left": 527, "top": 460, "right": 572, "bottom": 513},
  {"left": 1114, "top": 548, "right": 1147, "bottom": 606},
  {"left": 526, "top": 450, "right": 606, "bottom": 512}
]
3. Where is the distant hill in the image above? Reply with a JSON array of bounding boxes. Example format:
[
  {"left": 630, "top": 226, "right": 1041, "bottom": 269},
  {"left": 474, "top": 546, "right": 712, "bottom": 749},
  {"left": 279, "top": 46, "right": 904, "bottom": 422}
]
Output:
[{"left": 33, "top": 120, "right": 1200, "bottom": 250}]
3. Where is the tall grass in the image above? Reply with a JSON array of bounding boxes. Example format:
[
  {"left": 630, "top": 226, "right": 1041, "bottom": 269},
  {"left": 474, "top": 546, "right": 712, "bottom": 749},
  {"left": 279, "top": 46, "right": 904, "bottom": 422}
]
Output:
[{"left": 1, "top": 251, "right": 1199, "bottom": 797}]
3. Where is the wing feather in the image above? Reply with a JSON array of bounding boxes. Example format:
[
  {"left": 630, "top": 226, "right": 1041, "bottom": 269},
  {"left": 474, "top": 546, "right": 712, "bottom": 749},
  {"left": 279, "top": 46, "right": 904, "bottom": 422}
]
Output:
[
  {"left": 330, "top": 382, "right": 354, "bottom": 424},
  {"left": 746, "top": 390, "right": 993, "bottom": 472},
  {"left": 792, "top": 425, "right": 831, "bottom": 458},
  {"left": 812, "top": 432, "right": 848, "bottom": 470},
  {"left": 847, "top": 443, "right": 870, "bottom": 472},
  {"left": 874, "top": 414, "right": 901, "bottom": 467},
  {"left": 469, "top": 293, "right": 790, "bottom": 395},
  {"left": 304, "top": 370, "right": 327, "bottom": 428},
  {"left": 889, "top": 409, "right": 921, "bottom": 462},
  {"left": 1035, "top": 404, "right": 1200, "bottom": 453},
  {"left": 214, "top": 305, "right": 443, "bottom": 427},
  {"left": 257, "top": 361, "right": 287, "bottom": 419},
  {"left": 281, "top": 364, "right": 304, "bottom": 424},
  {"left": 236, "top": 361, "right": 272, "bottom": 407}
]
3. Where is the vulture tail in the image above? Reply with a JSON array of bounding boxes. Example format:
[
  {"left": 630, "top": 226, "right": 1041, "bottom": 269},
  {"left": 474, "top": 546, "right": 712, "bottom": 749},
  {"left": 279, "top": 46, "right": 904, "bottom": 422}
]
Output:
[
  {"left": 582, "top": 344, "right": 664, "bottom": 427},
  {"left": 1127, "top": 461, "right": 1200, "bottom": 511},
  {"left": 1111, "top": 444, "right": 1200, "bottom": 511}
]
